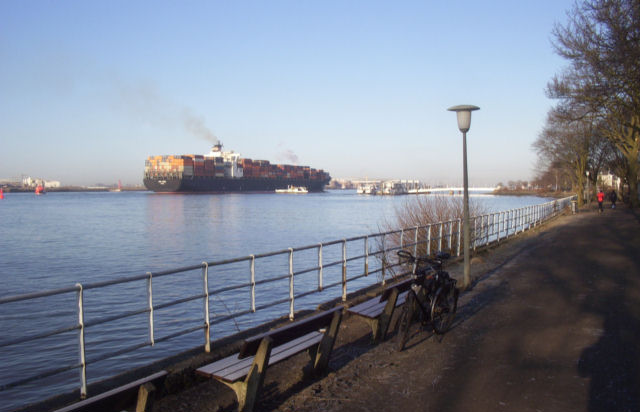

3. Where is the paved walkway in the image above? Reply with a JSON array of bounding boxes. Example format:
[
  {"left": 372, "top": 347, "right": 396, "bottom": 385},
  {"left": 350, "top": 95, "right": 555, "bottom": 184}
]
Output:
[{"left": 156, "top": 204, "right": 640, "bottom": 412}]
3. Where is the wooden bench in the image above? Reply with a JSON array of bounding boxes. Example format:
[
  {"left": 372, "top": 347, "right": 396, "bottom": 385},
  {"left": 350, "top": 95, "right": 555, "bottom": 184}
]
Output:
[
  {"left": 53, "top": 370, "right": 168, "bottom": 412},
  {"left": 348, "top": 277, "right": 414, "bottom": 342},
  {"left": 196, "top": 306, "right": 343, "bottom": 412}
]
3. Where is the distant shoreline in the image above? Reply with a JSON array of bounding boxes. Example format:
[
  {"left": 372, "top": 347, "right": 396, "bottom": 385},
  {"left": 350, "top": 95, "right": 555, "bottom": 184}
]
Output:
[{"left": 1, "top": 186, "right": 148, "bottom": 193}]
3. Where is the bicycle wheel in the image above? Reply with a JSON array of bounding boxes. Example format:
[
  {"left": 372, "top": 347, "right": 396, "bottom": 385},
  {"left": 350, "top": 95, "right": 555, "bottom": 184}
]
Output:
[
  {"left": 395, "top": 291, "right": 415, "bottom": 351},
  {"left": 431, "top": 284, "right": 458, "bottom": 334}
]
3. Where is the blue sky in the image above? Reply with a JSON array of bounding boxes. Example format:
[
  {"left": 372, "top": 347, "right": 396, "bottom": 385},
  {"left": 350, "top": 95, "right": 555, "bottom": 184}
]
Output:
[{"left": 0, "top": 0, "right": 572, "bottom": 186}]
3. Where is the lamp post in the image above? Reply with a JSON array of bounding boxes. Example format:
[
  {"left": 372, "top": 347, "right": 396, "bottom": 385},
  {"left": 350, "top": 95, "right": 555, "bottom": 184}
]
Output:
[
  {"left": 448, "top": 104, "right": 479, "bottom": 289},
  {"left": 586, "top": 170, "right": 590, "bottom": 205}
]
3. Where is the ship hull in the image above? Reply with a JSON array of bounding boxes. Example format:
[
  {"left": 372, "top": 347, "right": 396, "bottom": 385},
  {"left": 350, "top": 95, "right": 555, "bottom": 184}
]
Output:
[{"left": 143, "top": 176, "right": 328, "bottom": 193}]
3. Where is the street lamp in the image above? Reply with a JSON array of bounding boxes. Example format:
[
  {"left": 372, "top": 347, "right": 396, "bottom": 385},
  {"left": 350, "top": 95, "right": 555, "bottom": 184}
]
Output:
[{"left": 448, "top": 104, "right": 480, "bottom": 289}]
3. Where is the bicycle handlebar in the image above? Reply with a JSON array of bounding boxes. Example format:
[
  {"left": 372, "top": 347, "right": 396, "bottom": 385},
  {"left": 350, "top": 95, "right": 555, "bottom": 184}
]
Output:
[{"left": 396, "top": 250, "right": 450, "bottom": 267}]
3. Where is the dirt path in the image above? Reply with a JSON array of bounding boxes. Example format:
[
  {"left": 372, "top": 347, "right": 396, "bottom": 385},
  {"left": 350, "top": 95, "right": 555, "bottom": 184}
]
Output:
[{"left": 154, "top": 205, "right": 640, "bottom": 412}]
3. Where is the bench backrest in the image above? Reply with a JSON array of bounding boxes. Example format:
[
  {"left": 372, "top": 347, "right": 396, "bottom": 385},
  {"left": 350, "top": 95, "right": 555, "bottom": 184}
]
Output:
[
  {"left": 379, "top": 277, "right": 414, "bottom": 302},
  {"left": 238, "top": 306, "right": 343, "bottom": 359},
  {"left": 53, "top": 370, "right": 168, "bottom": 412}
]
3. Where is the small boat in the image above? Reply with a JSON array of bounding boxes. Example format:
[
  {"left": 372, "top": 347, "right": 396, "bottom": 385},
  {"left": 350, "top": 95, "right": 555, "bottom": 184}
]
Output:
[
  {"left": 356, "top": 183, "right": 379, "bottom": 195},
  {"left": 381, "top": 181, "right": 407, "bottom": 195},
  {"left": 35, "top": 185, "right": 45, "bottom": 195},
  {"left": 110, "top": 180, "right": 123, "bottom": 192},
  {"left": 275, "top": 185, "right": 308, "bottom": 194}
]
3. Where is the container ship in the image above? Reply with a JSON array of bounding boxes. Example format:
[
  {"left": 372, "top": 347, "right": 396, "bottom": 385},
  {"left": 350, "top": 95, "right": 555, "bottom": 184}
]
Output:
[{"left": 143, "top": 142, "right": 331, "bottom": 193}]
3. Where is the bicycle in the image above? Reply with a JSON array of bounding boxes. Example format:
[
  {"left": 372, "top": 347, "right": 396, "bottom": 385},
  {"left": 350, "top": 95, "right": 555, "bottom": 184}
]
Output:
[{"left": 395, "top": 250, "right": 459, "bottom": 351}]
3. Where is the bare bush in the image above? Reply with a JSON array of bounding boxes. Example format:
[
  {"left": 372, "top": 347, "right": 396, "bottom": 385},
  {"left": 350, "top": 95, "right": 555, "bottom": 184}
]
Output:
[{"left": 375, "top": 195, "right": 487, "bottom": 280}]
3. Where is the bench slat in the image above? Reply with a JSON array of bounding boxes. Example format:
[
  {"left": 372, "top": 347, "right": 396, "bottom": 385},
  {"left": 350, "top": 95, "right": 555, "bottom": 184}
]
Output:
[
  {"left": 197, "top": 331, "right": 323, "bottom": 383},
  {"left": 351, "top": 301, "right": 387, "bottom": 319},
  {"left": 379, "top": 278, "right": 413, "bottom": 302},
  {"left": 349, "top": 290, "right": 408, "bottom": 319},
  {"left": 238, "top": 306, "right": 341, "bottom": 359},
  {"left": 349, "top": 278, "right": 412, "bottom": 318},
  {"left": 349, "top": 298, "right": 382, "bottom": 314}
]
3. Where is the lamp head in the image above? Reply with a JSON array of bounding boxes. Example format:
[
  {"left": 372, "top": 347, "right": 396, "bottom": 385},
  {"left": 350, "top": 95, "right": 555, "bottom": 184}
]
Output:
[{"left": 448, "top": 105, "right": 480, "bottom": 133}]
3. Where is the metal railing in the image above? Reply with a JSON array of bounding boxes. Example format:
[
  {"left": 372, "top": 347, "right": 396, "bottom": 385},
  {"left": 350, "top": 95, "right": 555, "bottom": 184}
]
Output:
[{"left": 0, "top": 196, "right": 574, "bottom": 406}]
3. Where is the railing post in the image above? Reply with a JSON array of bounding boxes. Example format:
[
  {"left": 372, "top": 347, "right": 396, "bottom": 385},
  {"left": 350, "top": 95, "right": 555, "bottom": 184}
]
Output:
[
  {"left": 473, "top": 216, "right": 478, "bottom": 251},
  {"left": 202, "top": 263, "right": 211, "bottom": 352},
  {"left": 364, "top": 236, "right": 369, "bottom": 276},
  {"left": 381, "top": 233, "right": 386, "bottom": 285},
  {"left": 505, "top": 211, "right": 508, "bottom": 239},
  {"left": 400, "top": 229, "right": 405, "bottom": 250},
  {"left": 511, "top": 210, "right": 514, "bottom": 236},
  {"left": 456, "top": 219, "right": 461, "bottom": 256},
  {"left": 490, "top": 213, "right": 495, "bottom": 244},
  {"left": 540, "top": 203, "right": 543, "bottom": 224},
  {"left": 147, "top": 272, "right": 154, "bottom": 347},
  {"left": 531, "top": 206, "right": 534, "bottom": 228},
  {"left": 439, "top": 222, "right": 443, "bottom": 252},
  {"left": 510, "top": 210, "right": 513, "bottom": 236},
  {"left": 518, "top": 208, "right": 524, "bottom": 233},
  {"left": 76, "top": 283, "right": 87, "bottom": 399},
  {"left": 250, "top": 256, "right": 256, "bottom": 311},
  {"left": 485, "top": 215, "right": 489, "bottom": 245},
  {"left": 539, "top": 204, "right": 542, "bottom": 225},
  {"left": 427, "top": 224, "right": 432, "bottom": 256},
  {"left": 519, "top": 208, "right": 522, "bottom": 233},
  {"left": 342, "top": 239, "right": 347, "bottom": 301},
  {"left": 448, "top": 221, "right": 453, "bottom": 252},
  {"left": 289, "top": 248, "right": 294, "bottom": 320},
  {"left": 486, "top": 215, "right": 490, "bottom": 245},
  {"left": 318, "top": 244, "right": 324, "bottom": 290},
  {"left": 413, "top": 226, "right": 419, "bottom": 255},
  {"left": 505, "top": 210, "right": 509, "bottom": 238},
  {"left": 505, "top": 211, "right": 509, "bottom": 238},
  {"left": 495, "top": 213, "right": 499, "bottom": 243}
]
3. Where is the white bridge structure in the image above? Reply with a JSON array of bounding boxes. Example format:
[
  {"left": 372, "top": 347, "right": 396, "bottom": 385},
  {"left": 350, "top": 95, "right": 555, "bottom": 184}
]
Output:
[
  {"left": 354, "top": 179, "right": 497, "bottom": 195},
  {"left": 413, "top": 186, "right": 497, "bottom": 194}
]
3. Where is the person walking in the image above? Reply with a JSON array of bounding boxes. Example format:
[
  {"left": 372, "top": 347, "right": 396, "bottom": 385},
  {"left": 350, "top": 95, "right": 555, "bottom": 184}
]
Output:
[
  {"left": 610, "top": 189, "right": 617, "bottom": 209},
  {"left": 597, "top": 189, "right": 605, "bottom": 213}
]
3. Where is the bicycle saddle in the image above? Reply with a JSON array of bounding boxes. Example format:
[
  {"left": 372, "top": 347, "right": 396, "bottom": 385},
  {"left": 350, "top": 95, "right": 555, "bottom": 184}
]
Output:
[{"left": 436, "top": 251, "right": 450, "bottom": 260}]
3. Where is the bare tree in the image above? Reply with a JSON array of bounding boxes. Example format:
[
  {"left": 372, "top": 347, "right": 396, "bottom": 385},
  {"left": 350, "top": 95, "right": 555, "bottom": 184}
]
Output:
[
  {"left": 548, "top": 0, "right": 640, "bottom": 206},
  {"left": 533, "top": 106, "right": 609, "bottom": 205}
]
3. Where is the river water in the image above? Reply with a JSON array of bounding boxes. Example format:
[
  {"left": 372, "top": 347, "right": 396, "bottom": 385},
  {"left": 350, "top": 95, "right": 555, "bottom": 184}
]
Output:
[{"left": 0, "top": 190, "right": 548, "bottom": 411}]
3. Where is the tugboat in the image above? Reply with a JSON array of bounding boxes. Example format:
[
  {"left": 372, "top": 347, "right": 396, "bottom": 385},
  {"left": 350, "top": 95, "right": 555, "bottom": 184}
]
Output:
[{"left": 275, "top": 185, "right": 308, "bottom": 194}]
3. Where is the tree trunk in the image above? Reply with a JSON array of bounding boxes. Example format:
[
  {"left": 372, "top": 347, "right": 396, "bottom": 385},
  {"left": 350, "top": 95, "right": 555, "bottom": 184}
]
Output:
[{"left": 625, "top": 149, "right": 639, "bottom": 207}]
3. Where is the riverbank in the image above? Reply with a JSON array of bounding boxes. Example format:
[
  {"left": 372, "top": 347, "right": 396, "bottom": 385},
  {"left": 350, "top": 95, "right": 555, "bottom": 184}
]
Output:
[
  {"left": 151, "top": 202, "right": 639, "bottom": 412},
  {"left": 492, "top": 188, "right": 573, "bottom": 198}
]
